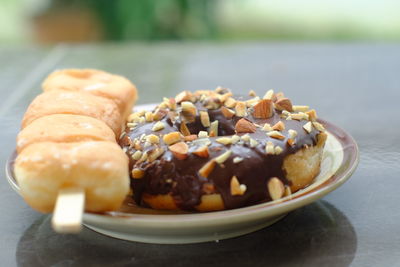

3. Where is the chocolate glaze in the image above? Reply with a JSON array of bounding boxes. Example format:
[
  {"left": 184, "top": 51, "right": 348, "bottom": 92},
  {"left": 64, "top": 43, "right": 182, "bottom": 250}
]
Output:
[{"left": 120, "top": 94, "right": 320, "bottom": 210}]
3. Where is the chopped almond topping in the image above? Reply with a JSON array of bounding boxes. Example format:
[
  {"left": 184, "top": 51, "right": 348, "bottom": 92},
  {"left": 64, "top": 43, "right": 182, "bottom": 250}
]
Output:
[
  {"left": 306, "top": 109, "right": 318, "bottom": 121},
  {"left": 180, "top": 122, "right": 191, "bottom": 136},
  {"left": 127, "top": 122, "right": 137, "bottom": 128},
  {"left": 275, "top": 98, "right": 293, "bottom": 112},
  {"left": 272, "top": 121, "right": 285, "bottom": 131},
  {"left": 215, "top": 86, "right": 230, "bottom": 94},
  {"left": 216, "top": 137, "right": 232, "bottom": 145},
  {"left": 199, "top": 159, "right": 216, "bottom": 178},
  {"left": 248, "top": 90, "right": 257, "bottom": 97},
  {"left": 182, "top": 101, "right": 197, "bottom": 117},
  {"left": 235, "top": 118, "right": 256, "bottom": 133},
  {"left": 224, "top": 97, "right": 237, "bottom": 108},
  {"left": 220, "top": 106, "right": 236, "bottom": 119},
  {"left": 204, "top": 97, "right": 221, "bottom": 109},
  {"left": 249, "top": 138, "right": 259, "bottom": 148},
  {"left": 163, "top": 132, "right": 182, "bottom": 145},
  {"left": 230, "top": 176, "right": 247, "bottom": 196},
  {"left": 137, "top": 151, "right": 148, "bottom": 163},
  {"left": 265, "top": 141, "right": 275, "bottom": 155},
  {"left": 168, "top": 98, "right": 177, "bottom": 110},
  {"left": 263, "top": 89, "right": 274, "bottom": 100},
  {"left": 313, "top": 122, "right": 325, "bottom": 132},
  {"left": 287, "top": 138, "right": 296, "bottom": 146},
  {"left": 146, "top": 134, "right": 160, "bottom": 144},
  {"left": 235, "top": 101, "right": 247, "bottom": 117},
  {"left": 184, "top": 134, "right": 198, "bottom": 141},
  {"left": 148, "top": 147, "right": 165, "bottom": 162},
  {"left": 233, "top": 156, "right": 244, "bottom": 164},
  {"left": 132, "top": 168, "right": 145, "bottom": 179},
  {"left": 200, "top": 111, "right": 211, "bottom": 127},
  {"left": 253, "top": 99, "right": 274, "bottom": 119},
  {"left": 303, "top": 121, "right": 313, "bottom": 133},
  {"left": 288, "top": 129, "right": 298, "bottom": 138},
  {"left": 168, "top": 142, "right": 189, "bottom": 160},
  {"left": 152, "top": 121, "right": 165, "bottom": 131},
  {"left": 246, "top": 97, "right": 260, "bottom": 108},
  {"left": 290, "top": 112, "right": 308, "bottom": 121},
  {"left": 268, "top": 177, "right": 285, "bottom": 200},
  {"left": 153, "top": 108, "right": 168, "bottom": 121},
  {"left": 209, "top": 120, "right": 219, "bottom": 137},
  {"left": 139, "top": 117, "right": 145, "bottom": 123},
  {"left": 275, "top": 92, "right": 285, "bottom": 101},
  {"left": 131, "top": 150, "right": 142, "bottom": 160},
  {"left": 293, "top": 105, "right": 309, "bottom": 112},
  {"left": 202, "top": 183, "right": 215, "bottom": 194},
  {"left": 175, "top": 91, "right": 192, "bottom": 103},
  {"left": 145, "top": 111, "right": 154, "bottom": 122},
  {"left": 231, "top": 135, "right": 240, "bottom": 144},
  {"left": 241, "top": 134, "right": 250, "bottom": 142},
  {"left": 198, "top": 131, "right": 209, "bottom": 138},
  {"left": 215, "top": 150, "right": 232, "bottom": 164},
  {"left": 262, "top": 123, "right": 273, "bottom": 131},
  {"left": 274, "top": 146, "right": 283, "bottom": 155},
  {"left": 267, "top": 131, "right": 285, "bottom": 140},
  {"left": 219, "top": 92, "right": 233, "bottom": 103},
  {"left": 193, "top": 146, "right": 209, "bottom": 158}
]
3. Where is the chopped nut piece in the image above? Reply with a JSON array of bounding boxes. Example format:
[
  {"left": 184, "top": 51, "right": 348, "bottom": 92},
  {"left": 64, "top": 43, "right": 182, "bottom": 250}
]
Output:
[
  {"left": 275, "top": 98, "right": 293, "bottom": 112},
  {"left": 153, "top": 108, "right": 168, "bottom": 121},
  {"left": 137, "top": 151, "right": 148, "bottom": 163},
  {"left": 202, "top": 183, "right": 215, "bottom": 194},
  {"left": 127, "top": 122, "right": 138, "bottom": 128},
  {"left": 272, "top": 121, "right": 285, "bottom": 131},
  {"left": 263, "top": 89, "right": 274, "bottom": 100},
  {"left": 163, "top": 132, "right": 182, "bottom": 145},
  {"left": 193, "top": 146, "right": 209, "bottom": 158},
  {"left": 287, "top": 138, "right": 296, "bottom": 146},
  {"left": 235, "top": 101, "right": 247, "bottom": 117},
  {"left": 317, "top": 132, "right": 328, "bottom": 146},
  {"left": 293, "top": 105, "right": 309, "bottom": 112},
  {"left": 145, "top": 112, "right": 154, "bottom": 122},
  {"left": 132, "top": 168, "right": 145, "bottom": 179},
  {"left": 204, "top": 97, "right": 221, "bottom": 109},
  {"left": 275, "top": 92, "right": 285, "bottom": 101},
  {"left": 250, "top": 138, "right": 259, "bottom": 148},
  {"left": 274, "top": 146, "right": 283, "bottom": 155},
  {"left": 127, "top": 113, "right": 140, "bottom": 123},
  {"left": 265, "top": 141, "right": 275, "bottom": 155},
  {"left": 167, "top": 111, "right": 178, "bottom": 123},
  {"left": 303, "top": 121, "right": 313, "bottom": 133},
  {"left": 306, "top": 109, "right": 318, "bottom": 121},
  {"left": 268, "top": 177, "right": 285, "bottom": 200},
  {"left": 184, "top": 134, "right": 198, "bottom": 141},
  {"left": 146, "top": 134, "right": 160, "bottom": 144},
  {"left": 216, "top": 137, "right": 232, "bottom": 145},
  {"left": 253, "top": 99, "right": 274, "bottom": 119},
  {"left": 248, "top": 90, "right": 257, "bottom": 97},
  {"left": 235, "top": 118, "right": 256, "bottom": 133},
  {"left": 233, "top": 156, "right": 244, "bottom": 164},
  {"left": 231, "top": 135, "right": 240, "bottom": 144},
  {"left": 220, "top": 106, "right": 236, "bottom": 119},
  {"left": 209, "top": 120, "right": 219, "bottom": 137},
  {"left": 290, "top": 112, "right": 308, "bottom": 121},
  {"left": 192, "top": 137, "right": 211, "bottom": 146},
  {"left": 200, "top": 111, "right": 211, "bottom": 127},
  {"left": 215, "top": 150, "right": 232, "bottom": 164},
  {"left": 168, "top": 142, "right": 189, "bottom": 160},
  {"left": 152, "top": 121, "right": 165, "bottom": 131},
  {"left": 175, "top": 91, "right": 192, "bottom": 103},
  {"left": 132, "top": 150, "right": 142, "bottom": 160},
  {"left": 148, "top": 147, "right": 165, "bottom": 162},
  {"left": 182, "top": 101, "right": 197, "bottom": 117},
  {"left": 246, "top": 97, "right": 260, "bottom": 107},
  {"left": 198, "top": 159, "right": 216, "bottom": 178},
  {"left": 219, "top": 92, "right": 233, "bottom": 103},
  {"left": 215, "top": 86, "right": 230, "bottom": 94},
  {"left": 143, "top": 141, "right": 151, "bottom": 148},
  {"left": 180, "top": 122, "right": 191, "bottom": 136},
  {"left": 262, "top": 123, "right": 273, "bottom": 131},
  {"left": 230, "top": 176, "right": 246, "bottom": 196},
  {"left": 288, "top": 129, "right": 298, "bottom": 139},
  {"left": 168, "top": 98, "right": 177, "bottom": 110},
  {"left": 313, "top": 122, "right": 325, "bottom": 132},
  {"left": 224, "top": 97, "right": 237, "bottom": 108},
  {"left": 198, "top": 131, "right": 209, "bottom": 138},
  {"left": 267, "top": 131, "right": 285, "bottom": 140},
  {"left": 139, "top": 117, "right": 145, "bottom": 123},
  {"left": 241, "top": 134, "right": 251, "bottom": 142}
]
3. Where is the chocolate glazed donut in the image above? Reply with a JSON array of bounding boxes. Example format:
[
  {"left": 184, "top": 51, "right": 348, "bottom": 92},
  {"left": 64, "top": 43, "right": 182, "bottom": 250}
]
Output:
[{"left": 120, "top": 88, "right": 327, "bottom": 211}]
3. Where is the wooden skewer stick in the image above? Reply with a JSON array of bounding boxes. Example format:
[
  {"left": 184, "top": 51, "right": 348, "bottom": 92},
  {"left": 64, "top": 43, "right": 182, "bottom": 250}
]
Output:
[{"left": 51, "top": 188, "right": 85, "bottom": 233}]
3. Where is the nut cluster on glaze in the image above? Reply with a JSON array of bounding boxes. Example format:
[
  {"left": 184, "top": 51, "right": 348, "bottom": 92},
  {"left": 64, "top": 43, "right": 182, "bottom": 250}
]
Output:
[{"left": 120, "top": 87, "right": 326, "bottom": 210}]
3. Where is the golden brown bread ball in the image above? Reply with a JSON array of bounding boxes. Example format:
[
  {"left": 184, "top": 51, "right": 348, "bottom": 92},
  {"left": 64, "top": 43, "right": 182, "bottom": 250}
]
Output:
[
  {"left": 14, "top": 141, "right": 130, "bottom": 213},
  {"left": 42, "top": 69, "right": 137, "bottom": 119},
  {"left": 21, "top": 90, "right": 123, "bottom": 135},
  {"left": 17, "top": 114, "right": 116, "bottom": 153}
]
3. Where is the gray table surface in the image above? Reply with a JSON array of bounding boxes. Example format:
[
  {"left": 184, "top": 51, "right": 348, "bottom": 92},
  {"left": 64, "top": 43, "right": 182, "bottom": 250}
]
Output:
[{"left": 0, "top": 43, "right": 398, "bottom": 267}]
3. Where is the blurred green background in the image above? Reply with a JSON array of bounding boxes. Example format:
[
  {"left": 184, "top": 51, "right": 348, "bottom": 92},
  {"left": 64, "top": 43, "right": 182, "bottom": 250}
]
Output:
[{"left": 1, "top": 0, "right": 400, "bottom": 43}]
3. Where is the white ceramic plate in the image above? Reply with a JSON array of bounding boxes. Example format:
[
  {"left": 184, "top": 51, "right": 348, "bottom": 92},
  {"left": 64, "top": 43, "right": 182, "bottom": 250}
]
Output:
[{"left": 6, "top": 104, "right": 359, "bottom": 244}]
